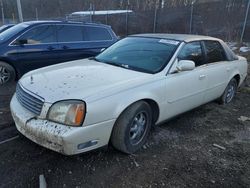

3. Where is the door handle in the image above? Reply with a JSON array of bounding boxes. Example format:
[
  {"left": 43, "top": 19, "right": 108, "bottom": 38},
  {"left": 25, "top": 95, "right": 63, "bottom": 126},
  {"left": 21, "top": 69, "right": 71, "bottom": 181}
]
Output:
[
  {"left": 226, "top": 68, "right": 231, "bottom": 72},
  {"left": 62, "top": 45, "right": 69, "bottom": 50},
  {"left": 47, "top": 46, "right": 55, "bottom": 51},
  {"left": 199, "top": 75, "right": 206, "bottom": 80}
]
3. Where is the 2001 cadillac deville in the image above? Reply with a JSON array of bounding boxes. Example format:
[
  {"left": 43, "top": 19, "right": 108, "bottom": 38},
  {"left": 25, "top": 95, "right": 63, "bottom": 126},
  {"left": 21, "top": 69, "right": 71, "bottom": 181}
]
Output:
[{"left": 11, "top": 34, "right": 248, "bottom": 155}]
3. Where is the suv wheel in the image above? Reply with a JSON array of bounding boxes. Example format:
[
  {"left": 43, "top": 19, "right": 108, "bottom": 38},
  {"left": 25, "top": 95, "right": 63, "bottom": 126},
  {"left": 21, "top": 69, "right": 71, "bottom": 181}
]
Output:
[{"left": 0, "top": 62, "right": 15, "bottom": 85}]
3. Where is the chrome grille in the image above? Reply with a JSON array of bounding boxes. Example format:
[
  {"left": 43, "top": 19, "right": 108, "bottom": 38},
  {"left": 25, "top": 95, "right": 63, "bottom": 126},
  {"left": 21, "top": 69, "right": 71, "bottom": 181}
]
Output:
[{"left": 16, "top": 83, "right": 44, "bottom": 115}]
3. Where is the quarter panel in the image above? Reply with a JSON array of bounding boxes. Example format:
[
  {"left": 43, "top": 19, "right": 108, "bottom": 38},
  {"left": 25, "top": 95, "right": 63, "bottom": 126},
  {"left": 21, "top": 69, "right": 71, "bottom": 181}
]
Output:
[{"left": 203, "top": 61, "right": 231, "bottom": 102}]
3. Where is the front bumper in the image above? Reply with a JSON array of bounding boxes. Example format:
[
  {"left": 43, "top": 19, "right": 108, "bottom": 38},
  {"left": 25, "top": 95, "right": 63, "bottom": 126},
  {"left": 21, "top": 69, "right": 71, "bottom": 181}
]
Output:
[{"left": 10, "top": 94, "right": 115, "bottom": 155}]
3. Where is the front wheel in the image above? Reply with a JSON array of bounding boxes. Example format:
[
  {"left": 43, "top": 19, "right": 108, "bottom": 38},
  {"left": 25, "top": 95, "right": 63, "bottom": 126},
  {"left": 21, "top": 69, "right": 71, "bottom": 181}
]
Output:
[
  {"left": 0, "top": 62, "right": 16, "bottom": 86},
  {"left": 111, "top": 101, "right": 152, "bottom": 154},
  {"left": 218, "top": 78, "right": 238, "bottom": 104}
]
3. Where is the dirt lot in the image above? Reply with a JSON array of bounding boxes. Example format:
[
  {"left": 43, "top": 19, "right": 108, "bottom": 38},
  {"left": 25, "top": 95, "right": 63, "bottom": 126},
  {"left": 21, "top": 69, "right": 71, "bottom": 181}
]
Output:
[{"left": 0, "top": 66, "right": 250, "bottom": 188}]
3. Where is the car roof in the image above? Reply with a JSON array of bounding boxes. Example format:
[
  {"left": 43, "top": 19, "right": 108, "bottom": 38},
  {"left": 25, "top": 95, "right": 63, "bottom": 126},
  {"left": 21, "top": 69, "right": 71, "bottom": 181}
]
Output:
[
  {"left": 131, "top": 33, "right": 221, "bottom": 43},
  {"left": 3, "top": 24, "right": 15, "bottom": 26},
  {"left": 22, "top": 20, "right": 111, "bottom": 28}
]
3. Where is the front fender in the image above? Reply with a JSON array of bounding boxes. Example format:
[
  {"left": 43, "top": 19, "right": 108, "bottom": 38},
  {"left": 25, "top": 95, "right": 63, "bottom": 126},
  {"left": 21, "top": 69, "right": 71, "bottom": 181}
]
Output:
[{"left": 83, "top": 79, "right": 165, "bottom": 126}]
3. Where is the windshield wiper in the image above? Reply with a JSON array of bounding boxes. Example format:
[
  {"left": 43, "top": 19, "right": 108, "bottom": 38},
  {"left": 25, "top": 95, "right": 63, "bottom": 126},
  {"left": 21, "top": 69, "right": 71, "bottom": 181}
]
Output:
[
  {"left": 89, "top": 57, "right": 128, "bottom": 69},
  {"left": 103, "top": 61, "right": 130, "bottom": 69},
  {"left": 89, "top": 57, "right": 102, "bottom": 62}
]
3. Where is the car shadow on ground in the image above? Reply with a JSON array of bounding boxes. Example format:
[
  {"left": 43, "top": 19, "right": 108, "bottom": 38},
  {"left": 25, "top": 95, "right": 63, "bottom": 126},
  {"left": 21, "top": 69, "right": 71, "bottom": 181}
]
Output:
[{"left": 0, "top": 82, "right": 16, "bottom": 128}]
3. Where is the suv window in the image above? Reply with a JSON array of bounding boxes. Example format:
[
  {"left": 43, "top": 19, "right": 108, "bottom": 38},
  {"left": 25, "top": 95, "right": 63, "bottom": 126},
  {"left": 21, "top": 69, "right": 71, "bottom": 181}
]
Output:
[
  {"left": 178, "top": 41, "right": 204, "bottom": 67},
  {"left": 84, "top": 26, "right": 112, "bottom": 41},
  {"left": 57, "top": 25, "right": 83, "bottom": 42},
  {"left": 17, "top": 25, "right": 56, "bottom": 44},
  {"left": 204, "top": 40, "right": 227, "bottom": 63}
]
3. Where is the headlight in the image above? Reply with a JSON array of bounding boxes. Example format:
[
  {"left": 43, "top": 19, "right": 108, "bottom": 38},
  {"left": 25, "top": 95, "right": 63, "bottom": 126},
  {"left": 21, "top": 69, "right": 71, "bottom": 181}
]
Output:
[{"left": 48, "top": 100, "right": 86, "bottom": 126}]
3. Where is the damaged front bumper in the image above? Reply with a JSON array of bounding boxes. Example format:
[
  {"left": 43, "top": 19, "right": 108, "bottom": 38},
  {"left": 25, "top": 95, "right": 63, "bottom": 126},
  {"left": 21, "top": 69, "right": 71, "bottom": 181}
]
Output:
[{"left": 10, "top": 94, "right": 115, "bottom": 155}]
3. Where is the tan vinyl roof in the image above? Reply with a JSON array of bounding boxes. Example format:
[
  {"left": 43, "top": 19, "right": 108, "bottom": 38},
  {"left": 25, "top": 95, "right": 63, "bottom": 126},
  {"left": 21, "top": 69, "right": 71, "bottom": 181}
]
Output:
[{"left": 131, "top": 33, "right": 221, "bottom": 43}]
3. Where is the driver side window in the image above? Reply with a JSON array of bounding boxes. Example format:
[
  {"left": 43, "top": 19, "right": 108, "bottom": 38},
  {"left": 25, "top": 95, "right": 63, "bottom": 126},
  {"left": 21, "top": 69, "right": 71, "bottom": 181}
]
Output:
[
  {"left": 178, "top": 41, "right": 205, "bottom": 67},
  {"left": 15, "top": 25, "right": 56, "bottom": 45}
]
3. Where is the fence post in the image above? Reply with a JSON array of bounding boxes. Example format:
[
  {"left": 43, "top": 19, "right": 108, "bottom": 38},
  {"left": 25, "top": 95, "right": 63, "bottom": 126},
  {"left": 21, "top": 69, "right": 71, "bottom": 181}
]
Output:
[
  {"left": 189, "top": 1, "right": 195, "bottom": 34},
  {"left": 106, "top": 13, "right": 108, "bottom": 25},
  {"left": 17, "top": 0, "right": 23, "bottom": 22},
  {"left": 126, "top": 8, "right": 128, "bottom": 35},
  {"left": 0, "top": 0, "right": 4, "bottom": 25},
  {"left": 153, "top": 1, "right": 159, "bottom": 33},
  {"left": 240, "top": 0, "right": 250, "bottom": 43},
  {"left": 12, "top": 13, "right": 15, "bottom": 23},
  {"left": 35, "top": 8, "right": 38, "bottom": 21}
]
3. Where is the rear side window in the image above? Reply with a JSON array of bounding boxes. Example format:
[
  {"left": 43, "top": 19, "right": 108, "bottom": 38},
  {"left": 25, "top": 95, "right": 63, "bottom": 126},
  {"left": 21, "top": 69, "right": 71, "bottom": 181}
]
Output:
[
  {"left": 17, "top": 25, "right": 56, "bottom": 44},
  {"left": 204, "top": 41, "right": 227, "bottom": 63},
  {"left": 57, "top": 25, "right": 83, "bottom": 42},
  {"left": 84, "top": 26, "right": 112, "bottom": 41},
  {"left": 178, "top": 41, "right": 204, "bottom": 67}
]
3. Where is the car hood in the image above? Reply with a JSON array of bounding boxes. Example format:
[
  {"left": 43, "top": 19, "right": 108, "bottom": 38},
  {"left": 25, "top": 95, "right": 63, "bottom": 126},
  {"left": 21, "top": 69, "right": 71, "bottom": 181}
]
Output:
[{"left": 19, "top": 59, "right": 150, "bottom": 103}]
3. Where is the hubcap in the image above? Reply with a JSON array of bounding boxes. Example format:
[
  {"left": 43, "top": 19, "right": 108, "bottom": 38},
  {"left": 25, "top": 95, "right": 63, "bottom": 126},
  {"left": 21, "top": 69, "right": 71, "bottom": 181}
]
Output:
[
  {"left": 226, "top": 83, "right": 236, "bottom": 103},
  {"left": 129, "top": 112, "right": 147, "bottom": 145},
  {"left": 0, "top": 66, "right": 11, "bottom": 85}
]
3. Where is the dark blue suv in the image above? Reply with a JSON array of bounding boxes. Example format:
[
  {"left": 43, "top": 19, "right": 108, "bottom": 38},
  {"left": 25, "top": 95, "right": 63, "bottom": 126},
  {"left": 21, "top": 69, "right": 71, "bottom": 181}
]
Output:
[{"left": 0, "top": 21, "right": 118, "bottom": 85}]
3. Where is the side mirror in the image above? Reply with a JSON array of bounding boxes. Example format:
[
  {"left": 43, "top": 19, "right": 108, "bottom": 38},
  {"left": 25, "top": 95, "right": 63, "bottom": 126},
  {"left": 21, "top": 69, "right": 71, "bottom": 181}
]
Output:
[
  {"left": 16, "top": 39, "right": 28, "bottom": 45},
  {"left": 176, "top": 60, "right": 195, "bottom": 72}
]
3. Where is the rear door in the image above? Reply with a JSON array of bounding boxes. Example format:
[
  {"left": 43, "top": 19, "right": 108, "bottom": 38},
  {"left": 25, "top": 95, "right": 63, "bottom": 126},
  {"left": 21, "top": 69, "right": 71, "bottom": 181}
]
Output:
[
  {"left": 56, "top": 24, "right": 89, "bottom": 62},
  {"left": 56, "top": 24, "right": 115, "bottom": 63},
  {"left": 83, "top": 25, "right": 115, "bottom": 55},
  {"left": 12, "top": 24, "right": 59, "bottom": 74},
  {"left": 202, "top": 40, "right": 232, "bottom": 103}
]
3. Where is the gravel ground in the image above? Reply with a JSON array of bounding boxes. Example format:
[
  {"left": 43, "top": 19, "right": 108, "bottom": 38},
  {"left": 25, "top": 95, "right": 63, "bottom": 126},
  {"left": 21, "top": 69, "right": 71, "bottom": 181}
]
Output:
[{"left": 0, "top": 66, "right": 249, "bottom": 188}]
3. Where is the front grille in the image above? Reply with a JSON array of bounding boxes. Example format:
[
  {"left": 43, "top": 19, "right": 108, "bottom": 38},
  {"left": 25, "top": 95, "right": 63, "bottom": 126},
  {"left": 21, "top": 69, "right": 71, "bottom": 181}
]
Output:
[{"left": 16, "top": 83, "right": 44, "bottom": 115}]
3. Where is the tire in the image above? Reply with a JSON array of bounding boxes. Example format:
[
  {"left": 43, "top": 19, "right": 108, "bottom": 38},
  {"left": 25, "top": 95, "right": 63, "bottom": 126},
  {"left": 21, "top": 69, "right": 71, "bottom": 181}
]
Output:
[
  {"left": 111, "top": 101, "right": 152, "bottom": 154},
  {"left": 0, "top": 61, "right": 16, "bottom": 86},
  {"left": 218, "top": 78, "right": 238, "bottom": 104}
]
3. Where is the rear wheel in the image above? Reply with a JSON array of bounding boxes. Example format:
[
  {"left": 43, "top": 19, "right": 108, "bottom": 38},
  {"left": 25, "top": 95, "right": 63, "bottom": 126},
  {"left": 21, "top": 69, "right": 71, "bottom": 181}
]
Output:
[
  {"left": 0, "top": 62, "right": 16, "bottom": 86},
  {"left": 111, "top": 101, "right": 152, "bottom": 154},
  {"left": 219, "top": 78, "right": 238, "bottom": 104}
]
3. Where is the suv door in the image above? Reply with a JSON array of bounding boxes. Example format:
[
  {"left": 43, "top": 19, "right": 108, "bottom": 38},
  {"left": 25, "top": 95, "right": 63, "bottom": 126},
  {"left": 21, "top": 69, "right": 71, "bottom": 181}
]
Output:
[
  {"left": 202, "top": 40, "right": 231, "bottom": 103},
  {"left": 11, "top": 24, "right": 58, "bottom": 74},
  {"left": 83, "top": 25, "right": 115, "bottom": 54},
  {"left": 56, "top": 24, "right": 88, "bottom": 62},
  {"left": 164, "top": 41, "right": 207, "bottom": 118},
  {"left": 56, "top": 24, "right": 114, "bottom": 62}
]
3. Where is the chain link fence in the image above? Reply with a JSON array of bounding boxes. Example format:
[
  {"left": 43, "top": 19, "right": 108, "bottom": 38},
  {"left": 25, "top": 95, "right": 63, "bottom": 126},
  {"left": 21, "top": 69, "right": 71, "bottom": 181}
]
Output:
[
  {"left": 1, "top": 0, "right": 249, "bottom": 42},
  {"left": 92, "top": 1, "right": 250, "bottom": 42}
]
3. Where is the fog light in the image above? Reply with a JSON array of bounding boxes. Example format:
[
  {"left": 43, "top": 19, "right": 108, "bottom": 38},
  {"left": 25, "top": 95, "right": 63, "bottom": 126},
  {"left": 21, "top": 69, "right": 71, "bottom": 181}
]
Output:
[{"left": 77, "top": 140, "right": 98, "bottom": 150}]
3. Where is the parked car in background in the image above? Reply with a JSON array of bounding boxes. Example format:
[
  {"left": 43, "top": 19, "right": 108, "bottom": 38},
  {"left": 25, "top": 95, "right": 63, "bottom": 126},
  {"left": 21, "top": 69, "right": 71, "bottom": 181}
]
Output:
[
  {"left": 0, "top": 21, "right": 118, "bottom": 85},
  {"left": 0, "top": 24, "right": 15, "bottom": 33},
  {"left": 11, "top": 34, "right": 248, "bottom": 155}
]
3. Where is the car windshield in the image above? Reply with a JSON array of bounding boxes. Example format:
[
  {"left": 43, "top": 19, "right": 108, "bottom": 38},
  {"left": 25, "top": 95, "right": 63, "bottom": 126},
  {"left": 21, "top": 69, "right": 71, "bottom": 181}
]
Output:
[
  {"left": 0, "top": 23, "right": 29, "bottom": 42},
  {"left": 95, "top": 37, "right": 180, "bottom": 74}
]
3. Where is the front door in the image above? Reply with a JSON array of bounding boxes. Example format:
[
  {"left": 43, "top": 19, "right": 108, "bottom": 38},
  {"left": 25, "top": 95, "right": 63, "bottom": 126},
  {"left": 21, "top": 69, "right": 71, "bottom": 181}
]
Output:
[
  {"left": 163, "top": 41, "right": 207, "bottom": 118},
  {"left": 12, "top": 24, "right": 59, "bottom": 75}
]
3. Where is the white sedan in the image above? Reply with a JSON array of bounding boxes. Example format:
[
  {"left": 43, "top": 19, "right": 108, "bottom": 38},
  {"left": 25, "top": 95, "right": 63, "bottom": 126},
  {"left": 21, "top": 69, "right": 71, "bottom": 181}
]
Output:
[{"left": 10, "top": 34, "right": 248, "bottom": 155}]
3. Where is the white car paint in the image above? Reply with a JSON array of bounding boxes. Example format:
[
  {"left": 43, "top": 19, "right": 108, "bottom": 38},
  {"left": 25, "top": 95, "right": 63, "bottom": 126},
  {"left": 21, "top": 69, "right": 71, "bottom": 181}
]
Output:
[{"left": 10, "top": 34, "right": 248, "bottom": 155}]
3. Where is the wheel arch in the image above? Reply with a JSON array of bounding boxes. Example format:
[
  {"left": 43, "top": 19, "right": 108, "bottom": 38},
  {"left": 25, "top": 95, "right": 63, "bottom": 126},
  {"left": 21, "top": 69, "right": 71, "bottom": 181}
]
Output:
[
  {"left": 114, "top": 98, "right": 160, "bottom": 125},
  {"left": 108, "top": 98, "right": 160, "bottom": 146},
  {"left": 233, "top": 74, "right": 240, "bottom": 86},
  {"left": 0, "top": 58, "right": 18, "bottom": 79}
]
